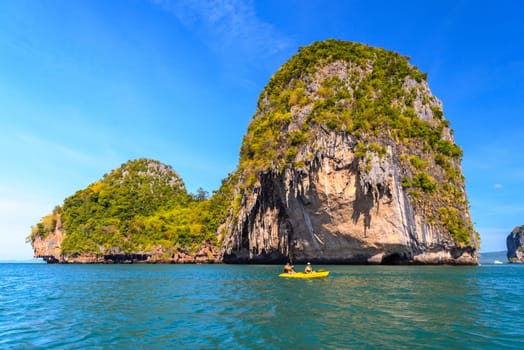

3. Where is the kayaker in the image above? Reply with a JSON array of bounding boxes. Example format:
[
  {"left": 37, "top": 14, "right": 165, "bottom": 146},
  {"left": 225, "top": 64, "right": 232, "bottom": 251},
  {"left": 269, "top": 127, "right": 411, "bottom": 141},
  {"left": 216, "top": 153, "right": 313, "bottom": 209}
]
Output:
[
  {"left": 283, "top": 262, "right": 296, "bottom": 274},
  {"left": 304, "top": 262, "right": 314, "bottom": 274}
]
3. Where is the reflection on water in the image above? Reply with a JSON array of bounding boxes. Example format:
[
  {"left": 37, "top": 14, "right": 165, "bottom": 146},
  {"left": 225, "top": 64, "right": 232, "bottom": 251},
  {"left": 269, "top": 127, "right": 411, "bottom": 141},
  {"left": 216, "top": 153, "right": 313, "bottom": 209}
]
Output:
[{"left": 1, "top": 264, "right": 523, "bottom": 349}]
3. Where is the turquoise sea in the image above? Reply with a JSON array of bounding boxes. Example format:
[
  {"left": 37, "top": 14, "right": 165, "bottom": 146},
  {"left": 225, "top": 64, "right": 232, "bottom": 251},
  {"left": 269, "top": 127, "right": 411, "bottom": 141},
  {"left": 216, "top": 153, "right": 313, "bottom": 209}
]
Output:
[{"left": 1, "top": 263, "right": 523, "bottom": 349}]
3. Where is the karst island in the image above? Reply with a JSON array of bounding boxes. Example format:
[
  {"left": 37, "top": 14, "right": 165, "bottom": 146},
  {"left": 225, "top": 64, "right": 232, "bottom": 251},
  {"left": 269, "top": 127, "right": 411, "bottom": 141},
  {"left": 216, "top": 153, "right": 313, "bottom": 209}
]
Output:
[{"left": 29, "top": 40, "right": 480, "bottom": 265}]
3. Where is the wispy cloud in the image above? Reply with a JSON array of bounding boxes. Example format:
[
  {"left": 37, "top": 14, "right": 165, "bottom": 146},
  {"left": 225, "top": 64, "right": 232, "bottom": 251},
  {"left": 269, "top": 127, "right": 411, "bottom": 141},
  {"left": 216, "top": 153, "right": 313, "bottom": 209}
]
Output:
[
  {"left": 14, "top": 130, "right": 119, "bottom": 170},
  {"left": 153, "top": 0, "right": 289, "bottom": 62},
  {"left": 494, "top": 183, "right": 503, "bottom": 190},
  {"left": 16, "top": 131, "right": 93, "bottom": 164}
]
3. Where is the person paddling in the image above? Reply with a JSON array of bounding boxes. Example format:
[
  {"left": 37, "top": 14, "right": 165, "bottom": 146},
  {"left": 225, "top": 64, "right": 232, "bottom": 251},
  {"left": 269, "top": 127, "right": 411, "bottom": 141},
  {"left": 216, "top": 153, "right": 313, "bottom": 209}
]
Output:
[
  {"left": 304, "top": 262, "right": 314, "bottom": 274},
  {"left": 283, "top": 262, "right": 296, "bottom": 274}
]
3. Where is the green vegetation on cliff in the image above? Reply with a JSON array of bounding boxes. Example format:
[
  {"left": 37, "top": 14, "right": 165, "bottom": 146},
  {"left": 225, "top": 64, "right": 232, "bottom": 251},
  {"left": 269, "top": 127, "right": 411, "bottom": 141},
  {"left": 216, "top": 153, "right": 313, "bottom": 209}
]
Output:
[
  {"left": 29, "top": 206, "right": 61, "bottom": 241},
  {"left": 30, "top": 159, "right": 232, "bottom": 257},
  {"left": 237, "top": 39, "right": 476, "bottom": 247},
  {"left": 241, "top": 40, "right": 454, "bottom": 177}
]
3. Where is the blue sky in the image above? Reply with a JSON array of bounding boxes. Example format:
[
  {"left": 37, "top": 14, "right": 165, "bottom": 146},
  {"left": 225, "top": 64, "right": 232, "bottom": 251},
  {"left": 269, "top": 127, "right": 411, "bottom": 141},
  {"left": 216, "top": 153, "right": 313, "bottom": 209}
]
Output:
[{"left": 1, "top": 0, "right": 523, "bottom": 259}]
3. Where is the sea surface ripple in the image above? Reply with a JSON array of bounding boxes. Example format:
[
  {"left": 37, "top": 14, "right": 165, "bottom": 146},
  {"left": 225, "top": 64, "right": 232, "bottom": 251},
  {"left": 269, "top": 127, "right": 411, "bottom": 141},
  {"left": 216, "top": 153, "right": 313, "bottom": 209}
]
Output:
[{"left": 1, "top": 263, "right": 523, "bottom": 349}]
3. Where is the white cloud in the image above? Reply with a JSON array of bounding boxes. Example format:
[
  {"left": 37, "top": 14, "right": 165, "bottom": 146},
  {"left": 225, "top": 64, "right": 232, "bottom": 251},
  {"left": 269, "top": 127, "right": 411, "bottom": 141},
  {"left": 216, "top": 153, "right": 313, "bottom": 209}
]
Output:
[
  {"left": 494, "top": 183, "right": 503, "bottom": 189},
  {"left": 153, "top": 0, "right": 289, "bottom": 61}
]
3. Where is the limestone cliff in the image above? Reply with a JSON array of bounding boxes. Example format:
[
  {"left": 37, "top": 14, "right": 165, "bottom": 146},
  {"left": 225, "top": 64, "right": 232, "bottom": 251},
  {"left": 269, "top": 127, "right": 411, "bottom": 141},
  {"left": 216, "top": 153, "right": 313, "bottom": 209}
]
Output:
[
  {"left": 507, "top": 225, "right": 524, "bottom": 262},
  {"left": 221, "top": 40, "right": 479, "bottom": 264},
  {"left": 31, "top": 215, "right": 63, "bottom": 263}
]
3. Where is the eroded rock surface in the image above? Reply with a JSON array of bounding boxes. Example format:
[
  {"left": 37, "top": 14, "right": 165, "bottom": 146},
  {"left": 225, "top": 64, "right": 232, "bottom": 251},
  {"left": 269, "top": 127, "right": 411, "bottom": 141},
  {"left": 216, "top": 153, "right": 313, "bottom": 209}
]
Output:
[{"left": 221, "top": 40, "right": 479, "bottom": 264}]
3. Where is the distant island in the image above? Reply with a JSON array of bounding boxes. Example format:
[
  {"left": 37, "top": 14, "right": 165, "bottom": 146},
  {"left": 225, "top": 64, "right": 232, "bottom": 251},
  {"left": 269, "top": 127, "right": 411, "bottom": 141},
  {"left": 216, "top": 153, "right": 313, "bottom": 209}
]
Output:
[
  {"left": 507, "top": 225, "right": 524, "bottom": 262},
  {"left": 29, "top": 40, "right": 479, "bottom": 265}
]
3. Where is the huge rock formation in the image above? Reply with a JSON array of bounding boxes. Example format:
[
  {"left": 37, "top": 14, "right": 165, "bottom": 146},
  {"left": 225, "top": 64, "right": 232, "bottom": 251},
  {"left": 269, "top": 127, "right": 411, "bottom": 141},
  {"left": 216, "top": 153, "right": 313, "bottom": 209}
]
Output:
[
  {"left": 221, "top": 40, "right": 479, "bottom": 264},
  {"left": 507, "top": 225, "right": 524, "bottom": 262},
  {"left": 30, "top": 40, "right": 479, "bottom": 265}
]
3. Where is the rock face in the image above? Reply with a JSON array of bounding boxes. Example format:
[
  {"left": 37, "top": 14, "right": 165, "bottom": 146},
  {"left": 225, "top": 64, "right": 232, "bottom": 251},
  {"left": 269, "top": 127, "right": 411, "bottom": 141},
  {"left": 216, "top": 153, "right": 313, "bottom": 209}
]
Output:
[
  {"left": 221, "top": 40, "right": 479, "bottom": 264},
  {"left": 32, "top": 217, "right": 64, "bottom": 263},
  {"left": 507, "top": 226, "right": 524, "bottom": 262}
]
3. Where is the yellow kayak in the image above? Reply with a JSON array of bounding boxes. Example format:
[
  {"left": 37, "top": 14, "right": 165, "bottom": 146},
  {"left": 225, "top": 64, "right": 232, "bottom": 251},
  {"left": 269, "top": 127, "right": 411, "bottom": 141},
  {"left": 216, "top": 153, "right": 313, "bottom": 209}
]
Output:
[{"left": 278, "top": 271, "right": 329, "bottom": 279}]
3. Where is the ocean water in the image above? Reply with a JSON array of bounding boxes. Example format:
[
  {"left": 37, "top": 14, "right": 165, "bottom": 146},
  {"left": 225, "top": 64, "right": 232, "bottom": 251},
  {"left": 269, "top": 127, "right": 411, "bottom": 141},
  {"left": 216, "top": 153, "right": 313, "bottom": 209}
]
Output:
[{"left": 1, "top": 263, "right": 523, "bottom": 349}]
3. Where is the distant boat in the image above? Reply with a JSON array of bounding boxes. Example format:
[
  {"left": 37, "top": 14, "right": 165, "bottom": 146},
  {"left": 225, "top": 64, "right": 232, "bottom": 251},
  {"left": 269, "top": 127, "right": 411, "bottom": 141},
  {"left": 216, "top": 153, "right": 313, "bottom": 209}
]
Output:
[{"left": 494, "top": 260, "right": 503, "bottom": 264}]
